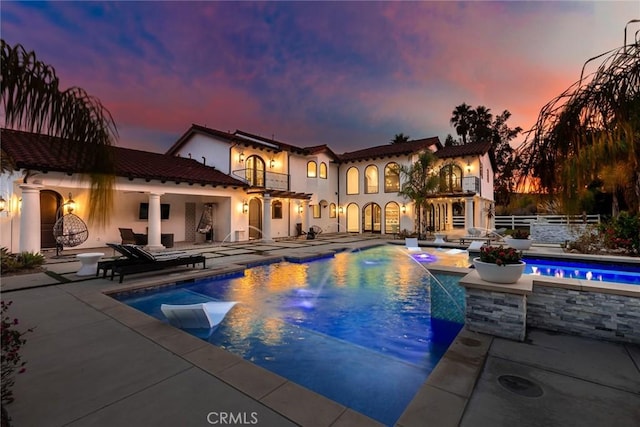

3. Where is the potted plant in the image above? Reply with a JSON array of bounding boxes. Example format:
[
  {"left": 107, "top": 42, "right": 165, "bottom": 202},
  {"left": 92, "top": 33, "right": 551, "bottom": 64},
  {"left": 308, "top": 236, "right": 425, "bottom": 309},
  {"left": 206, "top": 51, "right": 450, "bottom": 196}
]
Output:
[
  {"left": 473, "top": 245, "right": 526, "bottom": 284},
  {"left": 504, "top": 229, "right": 533, "bottom": 250}
]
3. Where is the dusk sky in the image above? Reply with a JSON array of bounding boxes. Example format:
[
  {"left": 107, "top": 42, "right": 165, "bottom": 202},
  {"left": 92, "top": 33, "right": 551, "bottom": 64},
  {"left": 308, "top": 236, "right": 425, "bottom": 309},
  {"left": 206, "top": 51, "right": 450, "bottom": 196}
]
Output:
[{"left": 1, "top": 1, "right": 638, "bottom": 154}]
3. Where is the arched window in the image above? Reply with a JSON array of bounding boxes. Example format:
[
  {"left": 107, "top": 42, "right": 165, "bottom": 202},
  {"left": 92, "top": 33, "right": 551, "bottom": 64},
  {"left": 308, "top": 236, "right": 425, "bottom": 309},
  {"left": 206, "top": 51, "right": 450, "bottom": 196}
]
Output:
[
  {"left": 245, "top": 156, "right": 265, "bottom": 187},
  {"left": 364, "top": 165, "right": 378, "bottom": 194},
  {"left": 272, "top": 200, "right": 283, "bottom": 219},
  {"left": 346, "top": 167, "right": 359, "bottom": 194},
  {"left": 384, "top": 162, "right": 400, "bottom": 193},
  {"left": 307, "top": 161, "right": 317, "bottom": 178},
  {"left": 346, "top": 203, "right": 359, "bottom": 232},
  {"left": 439, "top": 163, "right": 463, "bottom": 193},
  {"left": 385, "top": 202, "right": 400, "bottom": 234},
  {"left": 319, "top": 162, "right": 328, "bottom": 179},
  {"left": 329, "top": 202, "right": 336, "bottom": 218}
]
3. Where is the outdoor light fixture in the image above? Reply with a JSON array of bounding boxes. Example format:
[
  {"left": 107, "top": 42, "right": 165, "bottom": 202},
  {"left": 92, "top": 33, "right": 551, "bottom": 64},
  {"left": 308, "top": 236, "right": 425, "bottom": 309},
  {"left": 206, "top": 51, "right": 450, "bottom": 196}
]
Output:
[
  {"left": 270, "top": 158, "right": 275, "bottom": 169},
  {"left": 66, "top": 193, "right": 76, "bottom": 214},
  {"left": 401, "top": 204, "right": 406, "bottom": 214},
  {"left": 0, "top": 196, "right": 5, "bottom": 212},
  {"left": 466, "top": 159, "right": 471, "bottom": 173},
  {"left": 242, "top": 200, "right": 249, "bottom": 214},
  {"left": 338, "top": 206, "right": 344, "bottom": 214},
  {"left": 298, "top": 205, "right": 303, "bottom": 214},
  {"left": 238, "top": 152, "right": 245, "bottom": 163}
]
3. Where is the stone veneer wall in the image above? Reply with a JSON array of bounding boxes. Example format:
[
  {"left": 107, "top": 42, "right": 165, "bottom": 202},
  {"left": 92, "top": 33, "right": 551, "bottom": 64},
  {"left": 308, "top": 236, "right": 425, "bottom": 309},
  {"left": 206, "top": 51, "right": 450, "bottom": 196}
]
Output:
[
  {"left": 530, "top": 223, "right": 587, "bottom": 244},
  {"left": 464, "top": 288, "right": 526, "bottom": 341},
  {"left": 527, "top": 285, "right": 640, "bottom": 343}
]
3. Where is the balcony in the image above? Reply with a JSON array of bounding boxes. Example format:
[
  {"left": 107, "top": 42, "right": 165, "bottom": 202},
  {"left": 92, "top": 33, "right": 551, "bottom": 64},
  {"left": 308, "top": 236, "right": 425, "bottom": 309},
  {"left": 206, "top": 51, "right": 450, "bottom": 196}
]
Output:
[
  {"left": 232, "top": 169, "right": 289, "bottom": 191},
  {"left": 461, "top": 176, "right": 479, "bottom": 193}
]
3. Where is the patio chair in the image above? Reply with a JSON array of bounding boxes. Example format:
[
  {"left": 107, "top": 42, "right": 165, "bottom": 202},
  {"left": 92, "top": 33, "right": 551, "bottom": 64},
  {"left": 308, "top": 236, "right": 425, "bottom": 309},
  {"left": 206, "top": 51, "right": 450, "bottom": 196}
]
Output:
[
  {"left": 110, "top": 245, "right": 206, "bottom": 283},
  {"left": 97, "top": 243, "right": 147, "bottom": 278},
  {"left": 161, "top": 301, "right": 238, "bottom": 329},
  {"left": 405, "top": 237, "right": 421, "bottom": 252},
  {"left": 118, "top": 228, "right": 148, "bottom": 245}
]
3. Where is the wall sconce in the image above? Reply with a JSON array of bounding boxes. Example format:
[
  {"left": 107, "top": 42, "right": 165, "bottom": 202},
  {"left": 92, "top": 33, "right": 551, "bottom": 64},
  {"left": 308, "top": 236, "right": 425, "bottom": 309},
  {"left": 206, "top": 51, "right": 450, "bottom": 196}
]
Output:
[
  {"left": 298, "top": 205, "right": 303, "bottom": 214},
  {"left": 242, "top": 200, "right": 249, "bottom": 214},
  {"left": 0, "top": 196, "right": 5, "bottom": 212},
  {"left": 269, "top": 158, "right": 275, "bottom": 169},
  {"left": 66, "top": 192, "right": 76, "bottom": 214},
  {"left": 338, "top": 206, "right": 344, "bottom": 214},
  {"left": 401, "top": 204, "right": 406, "bottom": 214},
  {"left": 466, "top": 159, "right": 471, "bottom": 173},
  {"left": 238, "top": 152, "right": 245, "bottom": 163}
]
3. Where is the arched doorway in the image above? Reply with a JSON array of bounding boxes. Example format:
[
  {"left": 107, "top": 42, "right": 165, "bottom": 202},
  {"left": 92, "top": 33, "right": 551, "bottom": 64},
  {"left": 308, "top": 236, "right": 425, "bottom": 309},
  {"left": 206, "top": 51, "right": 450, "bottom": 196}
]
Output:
[
  {"left": 346, "top": 203, "right": 359, "bottom": 233},
  {"left": 40, "top": 190, "right": 62, "bottom": 249},
  {"left": 248, "top": 198, "right": 262, "bottom": 239},
  {"left": 362, "top": 203, "right": 381, "bottom": 233},
  {"left": 245, "top": 156, "right": 265, "bottom": 187}
]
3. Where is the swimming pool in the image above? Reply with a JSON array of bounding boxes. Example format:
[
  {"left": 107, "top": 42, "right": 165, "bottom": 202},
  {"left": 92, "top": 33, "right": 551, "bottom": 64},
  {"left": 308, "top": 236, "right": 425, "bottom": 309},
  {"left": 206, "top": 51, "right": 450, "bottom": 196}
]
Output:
[{"left": 116, "top": 246, "right": 464, "bottom": 426}]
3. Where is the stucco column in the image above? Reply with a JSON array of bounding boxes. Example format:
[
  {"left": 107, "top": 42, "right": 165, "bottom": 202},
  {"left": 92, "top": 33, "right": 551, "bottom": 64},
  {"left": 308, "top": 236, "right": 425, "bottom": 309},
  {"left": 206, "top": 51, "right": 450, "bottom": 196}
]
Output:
[
  {"left": 147, "top": 193, "right": 164, "bottom": 249},
  {"left": 19, "top": 183, "right": 44, "bottom": 253},
  {"left": 446, "top": 201, "right": 454, "bottom": 231},
  {"left": 262, "top": 195, "right": 273, "bottom": 242},
  {"left": 464, "top": 197, "right": 474, "bottom": 231}
]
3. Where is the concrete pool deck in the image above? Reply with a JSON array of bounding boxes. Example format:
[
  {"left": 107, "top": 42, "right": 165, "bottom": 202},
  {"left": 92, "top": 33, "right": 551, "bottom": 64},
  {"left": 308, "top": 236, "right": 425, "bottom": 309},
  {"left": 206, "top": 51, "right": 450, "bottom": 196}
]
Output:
[{"left": 2, "top": 235, "right": 639, "bottom": 426}]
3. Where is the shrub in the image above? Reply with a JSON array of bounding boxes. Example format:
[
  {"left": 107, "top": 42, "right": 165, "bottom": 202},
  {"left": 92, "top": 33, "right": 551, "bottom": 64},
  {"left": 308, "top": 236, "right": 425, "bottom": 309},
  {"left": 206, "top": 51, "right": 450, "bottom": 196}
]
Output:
[
  {"left": 1, "top": 301, "right": 33, "bottom": 406},
  {"left": 479, "top": 245, "right": 522, "bottom": 266},
  {"left": 15, "top": 252, "right": 45, "bottom": 270},
  {"left": 509, "top": 229, "right": 530, "bottom": 239}
]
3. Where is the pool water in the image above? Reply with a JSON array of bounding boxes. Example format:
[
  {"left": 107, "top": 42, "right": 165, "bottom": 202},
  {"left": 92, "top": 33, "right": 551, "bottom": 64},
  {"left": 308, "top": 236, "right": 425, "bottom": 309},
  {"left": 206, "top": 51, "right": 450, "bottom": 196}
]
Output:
[
  {"left": 116, "top": 246, "right": 464, "bottom": 425},
  {"left": 523, "top": 257, "right": 640, "bottom": 285}
]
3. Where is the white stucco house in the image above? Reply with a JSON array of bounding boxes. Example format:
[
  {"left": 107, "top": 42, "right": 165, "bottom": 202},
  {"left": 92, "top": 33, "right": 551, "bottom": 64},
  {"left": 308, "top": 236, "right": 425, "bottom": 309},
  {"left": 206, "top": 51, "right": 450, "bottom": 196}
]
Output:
[{"left": 0, "top": 125, "right": 495, "bottom": 253}]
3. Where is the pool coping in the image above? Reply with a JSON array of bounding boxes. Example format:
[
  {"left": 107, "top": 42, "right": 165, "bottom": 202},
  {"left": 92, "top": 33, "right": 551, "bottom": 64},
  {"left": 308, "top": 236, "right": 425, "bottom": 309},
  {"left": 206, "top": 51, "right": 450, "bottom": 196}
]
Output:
[{"left": 87, "top": 248, "right": 488, "bottom": 427}]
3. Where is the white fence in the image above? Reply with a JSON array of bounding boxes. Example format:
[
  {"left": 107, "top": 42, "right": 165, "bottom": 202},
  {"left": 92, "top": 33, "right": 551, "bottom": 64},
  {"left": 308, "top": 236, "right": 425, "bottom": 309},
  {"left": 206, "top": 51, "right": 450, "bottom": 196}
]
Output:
[{"left": 452, "top": 214, "right": 601, "bottom": 229}]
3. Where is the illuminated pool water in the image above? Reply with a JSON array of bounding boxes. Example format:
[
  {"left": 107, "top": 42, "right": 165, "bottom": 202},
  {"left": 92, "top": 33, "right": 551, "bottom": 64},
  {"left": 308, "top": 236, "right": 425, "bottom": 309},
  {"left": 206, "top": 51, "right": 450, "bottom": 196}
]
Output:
[{"left": 116, "top": 246, "right": 464, "bottom": 426}]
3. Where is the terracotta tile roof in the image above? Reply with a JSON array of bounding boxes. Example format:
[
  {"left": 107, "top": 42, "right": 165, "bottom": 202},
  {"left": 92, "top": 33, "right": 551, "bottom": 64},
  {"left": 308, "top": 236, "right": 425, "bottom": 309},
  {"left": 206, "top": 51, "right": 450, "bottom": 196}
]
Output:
[
  {"left": 434, "top": 141, "right": 492, "bottom": 159},
  {"left": 338, "top": 137, "right": 442, "bottom": 162},
  {"left": 165, "top": 124, "right": 235, "bottom": 156},
  {"left": 1, "top": 128, "right": 247, "bottom": 188}
]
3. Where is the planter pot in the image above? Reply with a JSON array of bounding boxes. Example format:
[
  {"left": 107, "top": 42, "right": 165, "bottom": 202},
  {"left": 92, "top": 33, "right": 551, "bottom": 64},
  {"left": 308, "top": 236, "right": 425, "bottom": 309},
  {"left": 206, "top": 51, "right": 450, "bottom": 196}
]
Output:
[
  {"left": 473, "top": 258, "right": 526, "bottom": 284},
  {"left": 504, "top": 237, "right": 533, "bottom": 250}
]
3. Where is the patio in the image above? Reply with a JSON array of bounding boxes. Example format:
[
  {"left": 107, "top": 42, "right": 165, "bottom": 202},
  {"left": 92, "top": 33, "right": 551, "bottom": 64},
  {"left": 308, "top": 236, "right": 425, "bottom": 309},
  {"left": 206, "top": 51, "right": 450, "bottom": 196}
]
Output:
[{"left": 2, "top": 234, "right": 639, "bottom": 426}]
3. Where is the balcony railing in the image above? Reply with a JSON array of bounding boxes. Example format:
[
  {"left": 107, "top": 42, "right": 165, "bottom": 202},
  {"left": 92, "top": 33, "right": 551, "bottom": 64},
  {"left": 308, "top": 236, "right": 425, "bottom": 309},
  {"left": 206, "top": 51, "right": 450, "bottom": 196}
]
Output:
[{"left": 232, "top": 169, "right": 289, "bottom": 191}]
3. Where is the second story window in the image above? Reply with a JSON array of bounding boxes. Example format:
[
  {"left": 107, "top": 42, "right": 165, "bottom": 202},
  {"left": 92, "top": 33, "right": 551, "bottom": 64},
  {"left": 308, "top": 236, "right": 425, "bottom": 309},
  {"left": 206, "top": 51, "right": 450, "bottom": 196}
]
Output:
[
  {"left": 365, "top": 165, "right": 379, "bottom": 194},
  {"left": 319, "top": 162, "right": 327, "bottom": 179},
  {"left": 439, "top": 164, "right": 462, "bottom": 193},
  {"left": 307, "top": 161, "right": 317, "bottom": 178},
  {"left": 245, "top": 155, "right": 265, "bottom": 187},
  {"left": 346, "top": 167, "right": 359, "bottom": 194},
  {"left": 384, "top": 162, "right": 400, "bottom": 192}
]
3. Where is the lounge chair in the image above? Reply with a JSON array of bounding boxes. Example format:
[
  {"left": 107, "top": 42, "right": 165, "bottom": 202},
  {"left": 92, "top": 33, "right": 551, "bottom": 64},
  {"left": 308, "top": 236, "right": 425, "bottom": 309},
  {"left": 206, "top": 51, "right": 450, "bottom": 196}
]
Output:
[
  {"left": 161, "top": 301, "right": 238, "bottom": 329},
  {"left": 110, "top": 245, "right": 206, "bottom": 283},
  {"left": 405, "top": 237, "right": 421, "bottom": 252},
  {"left": 118, "top": 228, "right": 148, "bottom": 245},
  {"left": 97, "top": 243, "right": 148, "bottom": 278}
]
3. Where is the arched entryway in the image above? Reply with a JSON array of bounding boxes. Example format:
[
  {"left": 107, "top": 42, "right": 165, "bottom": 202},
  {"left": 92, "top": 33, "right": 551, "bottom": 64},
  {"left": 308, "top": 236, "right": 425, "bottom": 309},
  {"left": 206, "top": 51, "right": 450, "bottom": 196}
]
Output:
[
  {"left": 346, "top": 203, "right": 359, "bottom": 233},
  {"left": 40, "top": 190, "right": 62, "bottom": 249},
  {"left": 248, "top": 198, "right": 262, "bottom": 239},
  {"left": 362, "top": 203, "right": 381, "bottom": 233},
  {"left": 245, "top": 156, "right": 265, "bottom": 188}
]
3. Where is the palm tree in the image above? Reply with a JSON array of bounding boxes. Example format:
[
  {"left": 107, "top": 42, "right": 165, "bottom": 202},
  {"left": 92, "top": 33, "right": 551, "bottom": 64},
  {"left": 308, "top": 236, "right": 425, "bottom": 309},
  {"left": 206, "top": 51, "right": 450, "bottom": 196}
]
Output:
[
  {"left": 1, "top": 40, "right": 118, "bottom": 226},
  {"left": 470, "top": 106, "right": 493, "bottom": 142},
  {"left": 397, "top": 151, "right": 439, "bottom": 237},
  {"left": 391, "top": 133, "right": 410, "bottom": 144},
  {"left": 450, "top": 103, "right": 473, "bottom": 144},
  {"left": 518, "top": 22, "right": 639, "bottom": 216}
]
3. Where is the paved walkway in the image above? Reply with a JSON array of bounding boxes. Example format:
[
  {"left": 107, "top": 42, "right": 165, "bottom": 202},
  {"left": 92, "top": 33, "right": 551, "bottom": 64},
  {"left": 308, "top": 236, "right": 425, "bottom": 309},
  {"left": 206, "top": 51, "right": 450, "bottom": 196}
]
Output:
[{"left": 2, "top": 235, "right": 639, "bottom": 426}]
